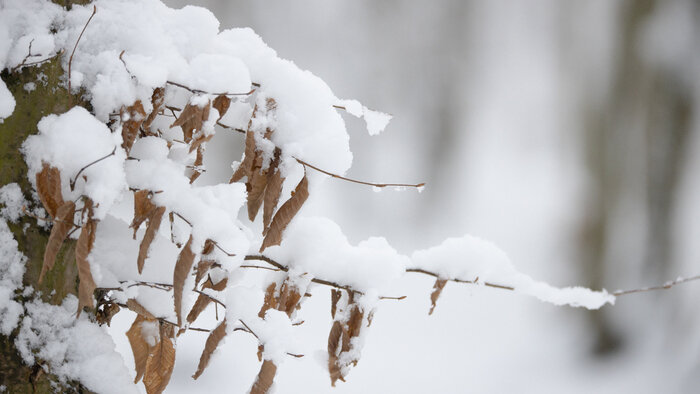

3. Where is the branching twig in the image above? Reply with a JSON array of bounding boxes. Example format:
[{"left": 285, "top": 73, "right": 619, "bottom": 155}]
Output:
[
  {"left": 70, "top": 147, "right": 117, "bottom": 190},
  {"left": 68, "top": 5, "right": 97, "bottom": 100},
  {"left": 296, "top": 158, "right": 425, "bottom": 190},
  {"left": 166, "top": 81, "right": 256, "bottom": 97},
  {"left": 216, "top": 120, "right": 426, "bottom": 190}
]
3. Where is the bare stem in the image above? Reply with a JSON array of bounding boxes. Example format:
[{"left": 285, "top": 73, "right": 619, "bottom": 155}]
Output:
[
  {"left": 296, "top": 158, "right": 425, "bottom": 189},
  {"left": 70, "top": 147, "right": 117, "bottom": 191},
  {"left": 68, "top": 5, "right": 97, "bottom": 101},
  {"left": 613, "top": 275, "right": 700, "bottom": 296},
  {"left": 166, "top": 81, "right": 256, "bottom": 97}
]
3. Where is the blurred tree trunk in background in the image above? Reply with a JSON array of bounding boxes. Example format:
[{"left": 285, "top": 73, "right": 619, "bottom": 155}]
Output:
[{"left": 574, "top": 0, "right": 697, "bottom": 354}]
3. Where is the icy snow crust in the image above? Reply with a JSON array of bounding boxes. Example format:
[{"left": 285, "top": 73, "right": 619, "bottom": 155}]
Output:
[{"left": 0, "top": 0, "right": 614, "bottom": 390}]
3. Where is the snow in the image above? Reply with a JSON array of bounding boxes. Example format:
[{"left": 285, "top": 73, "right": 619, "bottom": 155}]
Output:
[
  {"left": 265, "top": 217, "right": 408, "bottom": 294},
  {"left": 410, "top": 235, "right": 615, "bottom": 309},
  {"left": 0, "top": 183, "right": 25, "bottom": 223},
  {"left": 22, "top": 107, "right": 128, "bottom": 220},
  {"left": 15, "top": 296, "right": 139, "bottom": 394},
  {"left": 0, "top": 81, "right": 15, "bottom": 120},
  {"left": 0, "top": 218, "right": 25, "bottom": 335}
]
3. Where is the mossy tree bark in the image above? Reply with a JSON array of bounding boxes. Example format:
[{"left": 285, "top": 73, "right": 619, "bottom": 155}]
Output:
[{"left": 0, "top": 56, "right": 91, "bottom": 393}]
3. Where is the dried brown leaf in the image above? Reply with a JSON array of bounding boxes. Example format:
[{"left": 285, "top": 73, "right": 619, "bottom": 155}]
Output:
[
  {"left": 188, "top": 145, "right": 205, "bottom": 184},
  {"left": 126, "top": 299, "right": 157, "bottom": 320},
  {"left": 262, "top": 149, "right": 283, "bottom": 233},
  {"left": 260, "top": 175, "right": 309, "bottom": 252},
  {"left": 170, "top": 100, "right": 210, "bottom": 143},
  {"left": 342, "top": 305, "right": 364, "bottom": 354},
  {"left": 258, "top": 282, "right": 277, "bottom": 318},
  {"left": 194, "top": 259, "right": 215, "bottom": 285},
  {"left": 121, "top": 100, "right": 146, "bottom": 153},
  {"left": 327, "top": 320, "right": 344, "bottom": 386},
  {"left": 192, "top": 319, "right": 227, "bottom": 379},
  {"left": 126, "top": 314, "right": 152, "bottom": 384},
  {"left": 131, "top": 190, "right": 156, "bottom": 238},
  {"left": 246, "top": 154, "right": 268, "bottom": 221},
  {"left": 77, "top": 200, "right": 97, "bottom": 316},
  {"left": 36, "top": 163, "right": 64, "bottom": 218},
  {"left": 143, "top": 323, "right": 176, "bottom": 394},
  {"left": 429, "top": 278, "right": 448, "bottom": 315},
  {"left": 143, "top": 87, "right": 165, "bottom": 132},
  {"left": 173, "top": 235, "right": 196, "bottom": 327},
  {"left": 277, "top": 280, "right": 301, "bottom": 317},
  {"left": 202, "top": 276, "right": 228, "bottom": 292},
  {"left": 250, "top": 360, "right": 277, "bottom": 394},
  {"left": 330, "top": 289, "right": 342, "bottom": 319},
  {"left": 212, "top": 94, "right": 231, "bottom": 120},
  {"left": 137, "top": 206, "right": 165, "bottom": 274},
  {"left": 230, "top": 127, "right": 256, "bottom": 183},
  {"left": 186, "top": 293, "right": 212, "bottom": 326},
  {"left": 40, "top": 201, "right": 75, "bottom": 284}
]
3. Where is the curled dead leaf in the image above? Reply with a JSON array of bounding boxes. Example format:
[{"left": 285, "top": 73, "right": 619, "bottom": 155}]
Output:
[
  {"left": 192, "top": 319, "right": 227, "bottom": 379},
  {"left": 76, "top": 199, "right": 97, "bottom": 317},
  {"left": 36, "top": 163, "right": 64, "bottom": 218},
  {"left": 40, "top": 200, "right": 75, "bottom": 284},
  {"left": 137, "top": 206, "right": 165, "bottom": 274},
  {"left": 429, "top": 278, "right": 448, "bottom": 315},
  {"left": 143, "top": 323, "right": 176, "bottom": 394},
  {"left": 260, "top": 175, "right": 309, "bottom": 252},
  {"left": 250, "top": 360, "right": 277, "bottom": 394},
  {"left": 173, "top": 235, "right": 196, "bottom": 327},
  {"left": 121, "top": 100, "right": 146, "bottom": 153}
]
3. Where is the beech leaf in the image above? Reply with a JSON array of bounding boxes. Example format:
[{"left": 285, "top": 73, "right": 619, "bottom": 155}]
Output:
[
  {"left": 429, "top": 278, "right": 448, "bottom": 315},
  {"left": 260, "top": 175, "right": 309, "bottom": 252},
  {"left": 173, "top": 235, "right": 196, "bottom": 327},
  {"left": 76, "top": 200, "right": 97, "bottom": 316},
  {"left": 126, "top": 314, "right": 152, "bottom": 384},
  {"left": 250, "top": 360, "right": 277, "bottom": 394},
  {"left": 192, "top": 319, "right": 227, "bottom": 379},
  {"left": 39, "top": 201, "right": 75, "bottom": 284},
  {"left": 121, "top": 100, "right": 146, "bottom": 153},
  {"left": 36, "top": 163, "right": 64, "bottom": 218},
  {"left": 212, "top": 94, "right": 231, "bottom": 121},
  {"left": 137, "top": 206, "right": 165, "bottom": 274},
  {"left": 143, "top": 323, "right": 176, "bottom": 394}
]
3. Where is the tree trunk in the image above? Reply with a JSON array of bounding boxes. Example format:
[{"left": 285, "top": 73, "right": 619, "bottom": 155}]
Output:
[{"left": 0, "top": 57, "right": 88, "bottom": 393}]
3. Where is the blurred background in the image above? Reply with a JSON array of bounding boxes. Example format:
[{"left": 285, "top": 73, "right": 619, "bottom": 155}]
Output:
[{"left": 127, "top": 0, "right": 699, "bottom": 392}]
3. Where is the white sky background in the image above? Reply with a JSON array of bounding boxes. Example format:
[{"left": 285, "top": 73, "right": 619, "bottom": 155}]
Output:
[{"left": 103, "top": 1, "right": 700, "bottom": 392}]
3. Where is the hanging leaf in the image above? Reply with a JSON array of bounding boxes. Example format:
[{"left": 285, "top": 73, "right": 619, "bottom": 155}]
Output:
[
  {"left": 330, "top": 289, "right": 342, "bottom": 319},
  {"left": 143, "top": 87, "right": 165, "bottom": 132},
  {"left": 277, "top": 279, "right": 301, "bottom": 317},
  {"left": 192, "top": 319, "right": 227, "bottom": 379},
  {"left": 429, "top": 278, "right": 448, "bottom": 315},
  {"left": 96, "top": 301, "right": 121, "bottom": 327},
  {"left": 170, "top": 99, "right": 210, "bottom": 143},
  {"left": 126, "top": 314, "right": 153, "bottom": 384},
  {"left": 260, "top": 175, "right": 309, "bottom": 252},
  {"left": 131, "top": 190, "right": 156, "bottom": 238},
  {"left": 202, "top": 276, "right": 228, "bottom": 292},
  {"left": 262, "top": 149, "right": 283, "bottom": 233},
  {"left": 212, "top": 94, "right": 231, "bottom": 121},
  {"left": 230, "top": 104, "right": 258, "bottom": 183},
  {"left": 36, "top": 163, "right": 64, "bottom": 218},
  {"left": 121, "top": 100, "right": 146, "bottom": 153},
  {"left": 258, "top": 282, "right": 277, "bottom": 318},
  {"left": 188, "top": 145, "right": 205, "bottom": 184},
  {"left": 327, "top": 320, "right": 344, "bottom": 386},
  {"left": 173, "top": 235, "right": 196, "bottom": 327},
  {"left": 143, "top": 323, "right": 176, "bottom": 394},
  {"left": 39, "top": 201, "right": 75, "bottom": 284},
  {"left": 246, "top": 154, "right": 268, "bottom": 221},
  {"left": 76, "top": 199, "right": 97, "bottom": 317},
  {"left": 250, "top": 360, "right": 277, "bottom": 394},
  {"left": 194, "top": 259, "right": 215, "bottom": 286},
  {"left": 137, "top": 206, "right": 166, "bottom": 274},
  {"left": 186, "top": 293, "right": 212, "bottom": 326}
]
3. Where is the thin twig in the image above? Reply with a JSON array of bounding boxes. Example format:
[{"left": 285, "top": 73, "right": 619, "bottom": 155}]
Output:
[
  {"left": 166, "top": 81, "right": 256, "bottom": 97},
  {"left": 68, "top": 5, "right": 97, "bottom": 100},
  {"left": 70, "top": 147, "right": 117, "bottom": 190},
  {"left": 240, "top": 265, "right": 281, "bottom": 272},
  {"left": 613, "top": 275, "right": 700, "bottom": 296},
  {"left": 296, "top": 158, "right": 425, "bottom": 189},
  {"left": 219, "top": 121, "right": 425, "bottom": 190},
  {"left": 405, "top": 268, "right": 515, "bottom": 291}
]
